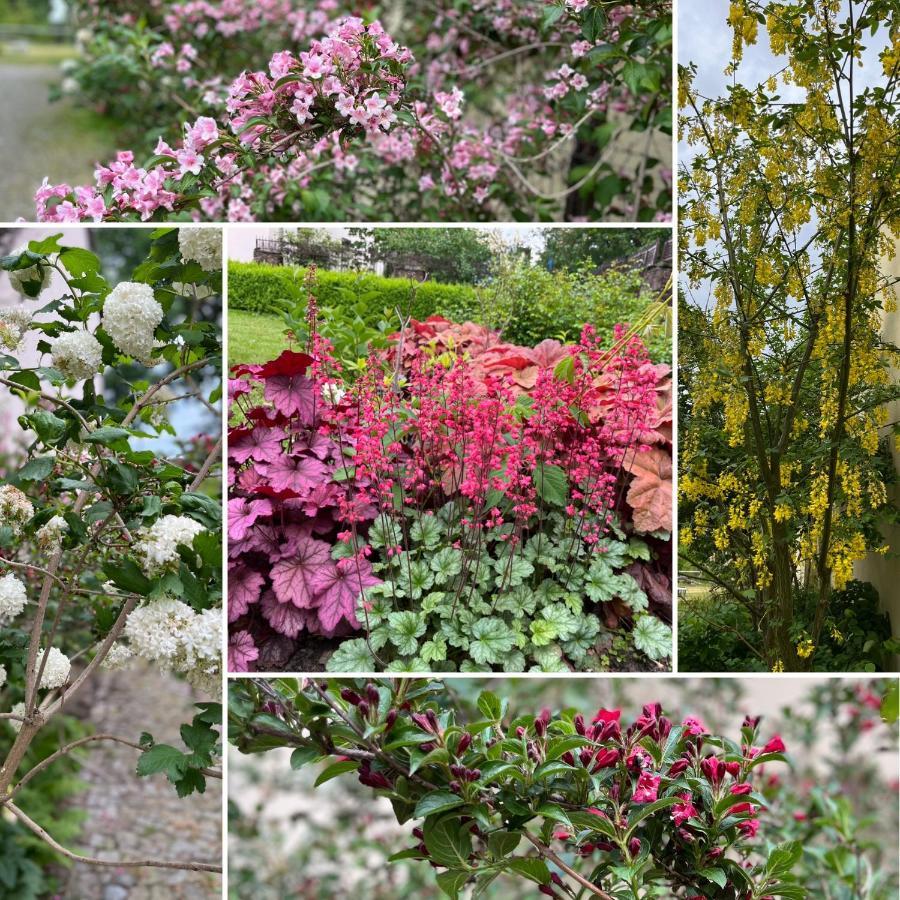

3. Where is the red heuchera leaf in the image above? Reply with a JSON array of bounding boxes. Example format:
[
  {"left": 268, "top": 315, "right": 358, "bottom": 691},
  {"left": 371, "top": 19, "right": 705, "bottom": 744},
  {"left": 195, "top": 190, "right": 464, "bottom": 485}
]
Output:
[
  {"left": 262, "top": 454, "right": 330, "bottom": 494},
  {"left": 625, "top": 447, "right": 673, "bottom": 533},
  {"left": 228, "top": 563, "right": 266, "bottom": 621},
  {"left": 228, "top": 378, "right": 252, "bottom": 400},
  {"left": 231, "top": 363, "right": 263, "bottom": 378},
  {"left": 310, "top": 556, "right": 380, "bottom": 633},
  {"left": 228, "top": 630, "right": 259, "bottom": 672},
  {"left": 626, "top": 562, "right": 672, "bottom": 616},
  {"left": 260, "top": 590, "right": 308, "bottom": 638},
  {"left": 264, "top": 374, "right": 317, "bottom": 421},
  {"left": 228, "top": 497, "right": 273, "bottom": 541},
  {"left": 531, "top": 339, "right": 568, "bottom": 368},
  {"left": 270, "top": 535, "right": 332, "bottom": 607},
  {"left": 230, "top": 426, "right": 286, "bottom": 464},
  {"left": 257, "top": 349, "right": 314, "bottom": 378}
]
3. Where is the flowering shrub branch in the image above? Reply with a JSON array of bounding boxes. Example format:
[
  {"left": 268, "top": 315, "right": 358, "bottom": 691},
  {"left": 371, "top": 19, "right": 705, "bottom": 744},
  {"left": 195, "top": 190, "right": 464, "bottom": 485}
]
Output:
[
  {"left": 0, "top": 228, "right": 224, "bottom": 874},
  {"left": 43, "top": 2, "right": 672, "bottom": 222},
  {"left": 229, "top": 677, "right": 803, "bottom": 898}
]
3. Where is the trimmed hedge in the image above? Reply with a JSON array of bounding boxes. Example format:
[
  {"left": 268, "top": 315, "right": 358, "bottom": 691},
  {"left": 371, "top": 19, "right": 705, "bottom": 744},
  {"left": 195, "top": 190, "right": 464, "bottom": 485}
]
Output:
[
  {"left": 228, "top": 262, "right": 480, "bottom": 324},
  {"left": 228, "top": 261, "right": 670, "bottom": 359}
]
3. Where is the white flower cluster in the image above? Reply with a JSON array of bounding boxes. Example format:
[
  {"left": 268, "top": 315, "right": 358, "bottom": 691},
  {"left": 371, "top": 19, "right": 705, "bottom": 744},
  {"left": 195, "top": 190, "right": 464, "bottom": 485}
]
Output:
[
  {"left": 35, "top": 646, "right": 71, "bottom": 690},
  {"left": 103, "top": 281, "right": 164, "bottom": 364},
  {"left": 124, "top": 598, "right": 221, "bottom": 695},
  {"left": 8, "top": 245, "right": 52, "bottom": 296},
  {"left": 101, "top": 642, "right": 134, "bottom": 670},
  {"left": 0, "top": 306, "right": 32, "bottom": 350},
  {"left": 134, "top": 515, "right": 205, "bottom": 574},
  {"left": 0, "top": 573, "right": 27, "bottom": 623},
  {"left": 36, "top": 515, "right": 67, "bottom": 550},
  {"left": 51, "top": 329, "right": 103, "bottom": 381},
  {"left": 0, "top": 485, "right": 34, "bottom": 535},
  {"left": 0, "top": 663, "right": 6, "bottom": 689},
  {"left": 178, "top": 228, "right": 222, "bottom": 273}
]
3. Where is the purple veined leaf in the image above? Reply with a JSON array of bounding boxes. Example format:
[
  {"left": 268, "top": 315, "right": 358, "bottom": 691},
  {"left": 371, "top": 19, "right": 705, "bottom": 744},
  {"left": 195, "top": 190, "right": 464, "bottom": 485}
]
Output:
[
  {"left": 228, "top": 378, "right": 253, "bottom": 402},
  {"left": 261, "top": 454, "right": 330, "bottom": 494},
  {"left": 310, "top": 556, "right": 380, "bottom": 632},
  {"left": 257, "top": 349, "right": 314, "bottom": 378},
  {"left": 228, "top": 563, "right": 266, "bottom": 621},
  {"left": 228, "top": 497, "right": 274, "bottom": 541},
  {"left": 261, "top": 590, "right": 310, "bottom": 638},
  {"left": 236, "top": 466, "right": 267, "bottom": 493},
  {"left": 264, "top": 373, "right": 317, "bottom": 421},
  {"left": 292, "top": 430, "right": 336, "bottom": 460},
  {"left": 228, "top": 630, "right": 259, "bottom": 672},
  {"left": 285, "top": 482, "right": 344, "bottom": 516},
  {"left": 230, "top": 425, "right": 287, "bottom": 465},
  {"left": 270, "top": 535, "right": 332, "bottom": 607}
]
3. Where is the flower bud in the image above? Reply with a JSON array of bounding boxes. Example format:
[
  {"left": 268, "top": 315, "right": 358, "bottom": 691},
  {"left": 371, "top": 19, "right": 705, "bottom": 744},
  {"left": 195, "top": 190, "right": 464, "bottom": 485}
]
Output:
[
  {"left": 628, "top": 837, "right": 641, "bottom": 856},
  {"left": 534, "top": 717, "right": 547, "bottom": 737},
  {"left": 456, "top": 732, "right": 472, "bottom": 756},
  {"left": 449, "top": 780, "right": 461, "bottom": 793},
  {"left": 668, "top": 758, "right": 690, "bottom": 776},
  {"left": 357, "top": 700, "right": 370, "bottom": 719},
  {"left": 341, "top": 688, "right": 362, "bottom": 706},
  {"left": 385, "top": 708, "right": 398, "bottom": 730},
  {"left": 574, "top": 714, "right": 586, "bottom": 736}
]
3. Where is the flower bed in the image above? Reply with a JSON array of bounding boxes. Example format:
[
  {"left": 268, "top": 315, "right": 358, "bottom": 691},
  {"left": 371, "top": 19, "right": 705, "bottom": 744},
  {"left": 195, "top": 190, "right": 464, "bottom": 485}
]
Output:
[{"left": 228, "top": 297, "right": 673, "bottom": 672}]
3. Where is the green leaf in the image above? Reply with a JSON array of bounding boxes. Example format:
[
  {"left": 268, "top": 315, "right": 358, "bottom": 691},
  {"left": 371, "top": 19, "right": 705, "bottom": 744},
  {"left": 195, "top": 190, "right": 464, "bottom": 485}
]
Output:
[
  {"left": 532, "top": 464, "right": 568, "bottom": 506},
  {"left": 881, "top": 682, "right": 899, "bottom": 724},
  {"left": 59, "top": 247, "right": 101, "bottom": 278},
  {"left": 505, "top": 858, "right": 550, "bottom": 885},
  {"left": 625, "top": 796, "right": 681, "bottom": 836},
  {"left": 700, "top": 867, "right": 727, "bottom": 888},
  {"left": 431, "top": 546, "right": 463, "bottom": 584},
  {"left": 290, "top": 747, "right": 320, "bottom": 770},
  {"left": 103, "top": 559, "right": 151, "bottom": 596},
  {"left": 469, "top": 618, "right": 517, "bottom": 665},
  {"left": 415, "top": 791, "right": 465, "bottom": 819},
  {"left": 487, "top": 831, "right": 521, "bottom": 858},
  {"left": 314, "top": 760, "right": 359, "bottom": 787},
  {"left": 17, "top": 456, "right": 54, "bottom": 482},
  {"left": 632, "top": 615, "right": 672, "bottom": 660},
  {"left": 424, "top": 816, "right": 472, "bottom": 868},
  {"left": 325, "top": 638, "right": 374, "bottom": 672},
  {"left": 553, "top": 355, "right": 575, "bottom": 384},
  {"left": 83, "top": 426, "right": 131, "bottom": 445},
  {"left": 436, "top": 869, "right": 470, "bottom": 898},
  {"left": 766, "top": 841, "right": 803, "bottom": 877},
  {"left": 387, "top": 610, "right": 427, "bottom": 657},
  {"left": 477, "top": 690, "right": 505, "bottom": 721},
  {"left": 136, "top": 744, "right": 185, "bottom": 778},
  {"left": 410, "top": 515, "right": 443, "bottom": 550}
]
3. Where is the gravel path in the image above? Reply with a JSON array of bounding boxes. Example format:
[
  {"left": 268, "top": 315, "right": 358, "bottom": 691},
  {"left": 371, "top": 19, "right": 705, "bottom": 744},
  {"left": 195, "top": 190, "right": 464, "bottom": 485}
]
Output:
[
  {"left": 0, "top": 63, "right": 115, "bottom": 220},
  {"left": 60, "top": 662, "right": 222, "bottom": 900}
]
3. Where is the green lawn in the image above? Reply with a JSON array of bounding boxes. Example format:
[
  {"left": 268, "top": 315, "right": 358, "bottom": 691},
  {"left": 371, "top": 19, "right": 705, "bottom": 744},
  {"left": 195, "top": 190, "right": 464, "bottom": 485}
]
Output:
[{"left": 228, "top": 309, "right": 290, "bottom": 367}]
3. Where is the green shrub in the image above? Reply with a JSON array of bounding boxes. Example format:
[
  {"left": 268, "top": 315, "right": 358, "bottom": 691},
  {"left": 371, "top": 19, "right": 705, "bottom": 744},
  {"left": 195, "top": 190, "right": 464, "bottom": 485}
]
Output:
[
  {"left": 678, "top": 592, "right": 765, "bottom": 672},
  {"left": 228, "top": 261, "right": 671, "bottom": 360}
]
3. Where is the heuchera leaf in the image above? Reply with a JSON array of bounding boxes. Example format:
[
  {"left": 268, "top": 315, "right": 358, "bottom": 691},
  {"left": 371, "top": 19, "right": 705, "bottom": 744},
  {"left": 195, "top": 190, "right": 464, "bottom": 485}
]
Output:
[
  {"left": 228, "top": 563, "right": 265, "bottom": 621},
  {"left": 228, "top": 497, "right": 273, "bottom": 542},
  {"left": 264, "top": 374, "right": 317, "bottom": 421},
  {"left": 261, "top": 590, "right": 312, "bottom": 638},
  {"left": 625, "top": 447, "right": 673, "bottom": 533},
  {"left": 229, "top": 426, "right": 286, "bottom": 464},
  {"left": 262, "top": 454, "right": 330, "bottom": 494},
  {"left": 228, "top": 630, "right": 259, "bottom": 672},
  {"left": 310, "top": 557, "right": 380, "bottom": 633},
  {"left": 256, "top": 349, "right": 314, "bottom": 378},
  {"left": 270, "top": 536, "right": 332, "bottom": 607}
]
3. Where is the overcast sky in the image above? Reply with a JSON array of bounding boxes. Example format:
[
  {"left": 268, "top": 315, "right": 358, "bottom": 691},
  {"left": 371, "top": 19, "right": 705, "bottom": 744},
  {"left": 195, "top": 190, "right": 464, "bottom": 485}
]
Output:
[{"left": 680, "top": 1, "right": 888, "bottom": 100}]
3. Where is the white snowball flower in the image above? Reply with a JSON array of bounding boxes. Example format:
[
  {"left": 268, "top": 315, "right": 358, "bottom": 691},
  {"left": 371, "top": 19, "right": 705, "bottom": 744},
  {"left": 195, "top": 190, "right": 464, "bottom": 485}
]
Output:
[
  {"left": 0, "top": 573, "right": 27, "bottom": 623},
  {"left": 101, "top": 642, "right": 134, "bottom": 670},
  {"left": 135, "top": 515, "right": 205, "bottom": 574},
  {"left": 35, "top": 646, "right": 71, "bottom": 690},
  {"left": 102, "top": 281, "right": 164, "bottom": 363},
  {"left": 51, "top": 329, "right": 103, "bottom": 380},
  {"left": 0, "top": 485, "right": 35, "bottom": 535},
  {"left": 36, "top": 515, "right": 67, "bottom": 550},
  {"left": 178, "top": 228, "right": 222, "bottom": 272},
  {"left": 8, "top": 245, "right": 52, "bottom": 296},
  {"left": 0, "top": 306, "right": 33, "bottom": 350},
  {"left": 124, "top": 599, "right": 221, "bottom": 696},
  {"left": 0, "top": 664, "right": 6, "bottom": 689},
  {"left": 9, "top": 701, "right": 25, "bottom": 732}
]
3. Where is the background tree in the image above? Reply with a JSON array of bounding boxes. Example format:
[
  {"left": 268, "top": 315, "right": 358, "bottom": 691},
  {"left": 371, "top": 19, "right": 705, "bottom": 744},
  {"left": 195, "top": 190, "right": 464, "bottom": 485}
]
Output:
[
  {"left": 679, "top": 0, "right": 900, "bottom": 670},
  {"left": 540, "top": 229, "right": 659, "bottom": 272}
]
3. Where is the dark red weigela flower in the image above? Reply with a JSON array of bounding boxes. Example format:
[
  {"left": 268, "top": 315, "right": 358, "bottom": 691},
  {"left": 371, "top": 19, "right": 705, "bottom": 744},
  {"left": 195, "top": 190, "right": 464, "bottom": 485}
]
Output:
[
  {"left": 358, "top": 760, "right": 392, "bottom": 790},
  {"left": 632, "top": 771, "right": 661, "bottom": 803},
  {"left": 701, "top": 756, "right": 726, "bottom": 786},
  {"left": 762, "top": 735, "right": 786, "bottom": 754}
]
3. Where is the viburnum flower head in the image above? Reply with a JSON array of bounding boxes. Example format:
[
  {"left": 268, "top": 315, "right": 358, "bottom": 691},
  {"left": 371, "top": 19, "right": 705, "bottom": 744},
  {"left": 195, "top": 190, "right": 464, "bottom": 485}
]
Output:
[
  {"left": 0, "top": 664, "right": 6, "bottom": 689},
  {"left": 101, "top": 642, "right": 134, "bottom": 670},
  {"left": 7, "top": 245, "right": 51, "bottom": 295},
  {"left": 50, "top": 329, "right": 103, "bottom": 381},
  {"left": 36, "top": 515, "right": 67, "bottom": 550},
  {"left": 0, "top": 573, "right": 27, "bottom": 623},
  {"left": 178, "top": 227, "right": 222, "bottom": 272},
  {"left": 102, "top": 281, "right": 164, "bottom": 363},
  {"left": 0, "top": 306, "right": 33, "bottom": 350},
  {"left": 35, "top": 646, "right": 71, "bottom": 689},
  {"left": 135, "top": 514, "right": 205, "bottom": 574},
  {"left": 9, "top": 701, "right": 25, "bottom": 733},
  {"left": 0, "top": 485, "right": 34, "bottom": 535}
]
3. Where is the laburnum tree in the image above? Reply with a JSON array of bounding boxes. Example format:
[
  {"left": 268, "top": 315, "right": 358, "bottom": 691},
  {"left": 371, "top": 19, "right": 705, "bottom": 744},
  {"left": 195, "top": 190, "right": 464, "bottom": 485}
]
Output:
[{"left": 679, "top": 0, "right": 900, "bottom": 670}]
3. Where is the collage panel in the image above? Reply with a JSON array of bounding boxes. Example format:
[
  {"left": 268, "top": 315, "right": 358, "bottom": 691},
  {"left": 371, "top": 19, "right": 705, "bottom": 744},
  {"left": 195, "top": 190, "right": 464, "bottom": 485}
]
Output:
[
  {"left": 227, "top": 675, "right": 900, "bottom": 898},
  {"left": 676, "top": 1, "right": 900, "bottom": 672},
  {"left": 7, "top": 2, "right": 673, "bottom": 224},
  {"left": 0, "top": 226, "right": 224, "bottom": 895},
  {"left": 226, "top": 226, "right": 674, "bottom": 675}
]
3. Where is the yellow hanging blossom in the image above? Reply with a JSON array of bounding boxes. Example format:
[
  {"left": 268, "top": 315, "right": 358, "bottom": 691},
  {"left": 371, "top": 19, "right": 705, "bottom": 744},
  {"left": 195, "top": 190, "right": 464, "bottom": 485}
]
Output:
[{"left": 796, "top": 639, "right": 815, "bottom": 659}]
